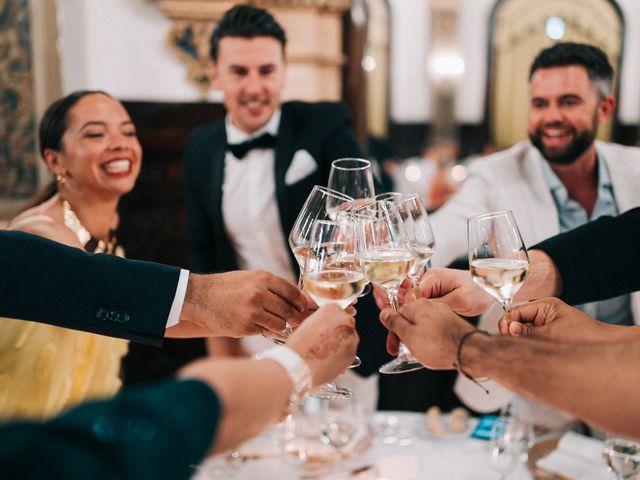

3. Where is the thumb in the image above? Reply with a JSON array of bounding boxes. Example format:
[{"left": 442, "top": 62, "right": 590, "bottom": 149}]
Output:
[{"left": 380, "top": 308, "right": 411, "bottom": 340}]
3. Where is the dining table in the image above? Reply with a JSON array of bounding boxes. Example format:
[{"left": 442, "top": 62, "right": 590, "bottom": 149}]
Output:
[{"left": 192, "top": 411, "right": 537, "bottom": 480}]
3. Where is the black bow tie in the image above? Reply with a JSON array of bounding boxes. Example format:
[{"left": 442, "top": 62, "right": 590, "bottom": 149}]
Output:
[{"left": 227, "top": 132, "right": 277, "bottom": 159}]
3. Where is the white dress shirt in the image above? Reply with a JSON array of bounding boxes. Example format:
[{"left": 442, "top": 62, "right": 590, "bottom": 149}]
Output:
[{"left": 220, "top": 111, "right": 296, "bottom": 284}]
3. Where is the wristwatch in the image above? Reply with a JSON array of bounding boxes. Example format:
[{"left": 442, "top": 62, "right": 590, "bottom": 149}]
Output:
[{"left": 255, "top": 345, "right": 312, "bottom": 416}]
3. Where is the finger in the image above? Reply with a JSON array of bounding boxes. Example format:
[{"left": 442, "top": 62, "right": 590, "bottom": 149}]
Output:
[
  {"left": 386, "top": 331, "right": 400, "bottom": 355},
  {"left": 267, "top": 276, "right": 308, "bottom": 312},
  {"left": 508, "top": 321, "right": 524, "bottom": 336},
  {"left": 404, "top": 287, "right": 421, "bottom": 303},
  {"left": 379, "top": 308, "right": 413, "bottom": 338},
  {"left": 498, "top": 317, "right": 509, "bottom": 335},
  {"left": 509, "top": 301, "right": 553, "bottom": 327},
  {"left": 344, "top": 305, "right": 357, "bottom": 316},
  {"left": 255, "top": 311, "right": 289, "bottom": 335},
  {"left": 263, "top": 292, "right": 306, "bottom": 327}
]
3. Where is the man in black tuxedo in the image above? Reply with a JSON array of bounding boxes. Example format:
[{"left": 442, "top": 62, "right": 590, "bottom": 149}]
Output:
[{"left": 183, "top": 5, "right": 390, "bottom": 376}]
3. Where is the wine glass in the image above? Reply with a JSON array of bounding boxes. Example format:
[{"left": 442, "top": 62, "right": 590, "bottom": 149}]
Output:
[
  {"left": 355, "top": 200, "right": 420, "bottom": 374},
  {"left": 490, "top": 403, "right": 533, "bottom": 479},
  {"left": 604, "top": 435, "right": 640, "bottom": 479},
  {"left": 289, "top": 186, "right": 355, "bottom": 289},
  {"left": 318, "top": 395, "right": 360, "bottom": 462},
  {"left": 376, "top": 192, "right": 436, "bottom": 287},
  {"left": 468, "top": 210, "right": 529, "bottom": 319},
  {"left": 304, "top": 219, "right": 366, "bottom": 397},
  {"left": 328, "top": 158, "right": 376, "bottom": 203},
  {"left": 329, "top": 158, "right": 376, "bottom": 297}
]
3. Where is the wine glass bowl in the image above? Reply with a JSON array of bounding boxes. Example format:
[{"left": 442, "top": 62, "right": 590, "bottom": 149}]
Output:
[
  {"left": 468, "top": 210, "right": 529, "bottom": 315},
  {"left": 603, "top": 436, "right": 640, "bottom": 479},
  {"left": 327, "top": 158, "right": 375, "bottom": 203}
]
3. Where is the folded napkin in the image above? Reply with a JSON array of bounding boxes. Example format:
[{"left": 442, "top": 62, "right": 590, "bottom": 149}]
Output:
[{"left": 536, "top": 432, "right": 610, "bottom": 480}]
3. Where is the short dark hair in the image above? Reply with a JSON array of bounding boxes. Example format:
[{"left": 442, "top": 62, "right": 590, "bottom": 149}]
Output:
[
  {"left": 210, "top": 4, "right": 286, "bottom": 62},
  {"left": 39, "top": 90, "right": 111, "bottom": 157},
  {"left": 529, "top": 42, "right": 614, "bottom": 97}
]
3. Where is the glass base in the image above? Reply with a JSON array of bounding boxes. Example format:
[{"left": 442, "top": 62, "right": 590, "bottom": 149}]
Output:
[
  {"left": 311, "top": 384, "right": 353, "bottom": 400},
  {"left": 378, "top": 358, "right": 425, "bottom": 375},
  {"left": 261, "top": 323, "right": 293, "bottom": 344},
  {"left": 348, "top": 355, "right": 362, "bottom": 368}
]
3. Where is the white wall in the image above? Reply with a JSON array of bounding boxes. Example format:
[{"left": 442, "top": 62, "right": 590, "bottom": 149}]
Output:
[
  {"left": 54, "top": 0, "right": 640, "bottom": 122},
  {"left": 56, "top": 0, "right": 221, "bottom": 102},
  {"left": 389, "top": 0, "right": 431, "bottom": 123}
]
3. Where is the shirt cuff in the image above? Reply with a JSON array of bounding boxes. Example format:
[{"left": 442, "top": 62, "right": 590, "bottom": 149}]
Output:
[{"left": 166, "top": 269, "right": 189, "bottom": 328}]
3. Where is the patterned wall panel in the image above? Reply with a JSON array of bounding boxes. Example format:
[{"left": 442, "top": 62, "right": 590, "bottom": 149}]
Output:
[{"left": 0, "top": 0, "right": 38, "bottom": 200}]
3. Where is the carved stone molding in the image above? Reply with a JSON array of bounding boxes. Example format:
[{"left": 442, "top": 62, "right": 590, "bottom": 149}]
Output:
[{"left": 156, "top": 0, "right": 349, "bottom": 100}]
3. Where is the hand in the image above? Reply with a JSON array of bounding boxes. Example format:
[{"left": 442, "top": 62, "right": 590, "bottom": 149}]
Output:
[
  {"left": 287, "top": 304, "right": 359, "bottom": 387},
  {"left": 501, "top": 297, "right": 612, "bottom": 342},
  {"left": 372, "top": 278, "right": 415, "bottom": 310},
  {"left": 380, "top": 298, "right": 474, "bottom": 370},
  {"left": 419, "top": 268, "right": 494, "bottom": 316},
  {"left": 176, "top": 270, "right": 311, "bottom": 338}
]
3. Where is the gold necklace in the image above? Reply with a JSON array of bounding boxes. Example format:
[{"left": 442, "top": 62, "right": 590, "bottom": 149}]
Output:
[{"left": 62, "top": 199, "right": 124, "bottom": 256}]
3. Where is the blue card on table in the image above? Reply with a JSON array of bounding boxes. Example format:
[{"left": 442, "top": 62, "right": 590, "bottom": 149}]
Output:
[{"left": 471, "top": 415, "right": 498, "bottom": 440}]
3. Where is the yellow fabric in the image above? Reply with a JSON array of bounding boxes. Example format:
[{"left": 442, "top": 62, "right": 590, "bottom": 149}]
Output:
[
  {"left": 0, "top": 210, "right": 128, "bottom": 421},
  {"left": 0, "top": 318, "right": 128, "bottom": 421}
]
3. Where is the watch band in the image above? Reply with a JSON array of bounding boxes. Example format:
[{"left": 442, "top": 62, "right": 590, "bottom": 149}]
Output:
[{"left": 255, "top": 345, "right": 312, "bottom": 416}]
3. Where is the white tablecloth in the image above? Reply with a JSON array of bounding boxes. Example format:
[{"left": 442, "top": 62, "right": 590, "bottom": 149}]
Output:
[{"left": 193, "top": 411, "right": 535, "bottom": 479}]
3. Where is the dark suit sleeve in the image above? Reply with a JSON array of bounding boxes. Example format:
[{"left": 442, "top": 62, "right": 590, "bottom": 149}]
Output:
[
  {"left": 0, "top": 379, "right": 219, "bottom": 480},
  {"left": 0, "top": 231, "right": 180, "bottom": 345},
  {"left": 532, "top": 207, "right": 640, "bottom": 305}
]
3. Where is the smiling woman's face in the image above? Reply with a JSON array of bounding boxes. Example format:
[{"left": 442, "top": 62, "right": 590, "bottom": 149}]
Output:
[{"left": 50, "top": 93, "right": 142, "bottom": 199}]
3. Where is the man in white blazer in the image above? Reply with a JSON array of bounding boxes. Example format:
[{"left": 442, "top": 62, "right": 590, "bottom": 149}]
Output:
[{"left": 427, "top": 42, "right": 640, "bottom": 419}]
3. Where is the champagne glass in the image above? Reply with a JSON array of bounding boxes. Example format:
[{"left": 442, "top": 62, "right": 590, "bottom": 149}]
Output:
[
  {"left": 604, "top": 435, "right": 640, "bottom": 479},
  {"left": 376, "top": 193, "right": 436, "bottom": 287},
  {"left": 304, "top": 219, "right": 366, "bottom": 397},
  {"left": 355, "top": 200, "right": 422, "bottom": 374},
  {"left": 468, "top": 210, "right": 529, "bottom": 319}
]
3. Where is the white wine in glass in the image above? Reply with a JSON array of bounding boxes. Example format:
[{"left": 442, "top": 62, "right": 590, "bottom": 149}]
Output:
[
  {"left": 375, "top": 192, "right": 436, "bottom": 286},
  {"left": 304, "top": 219, "right": 365, "bottom": 393},
  {"left": 468, "top": 210, "right": 529, "bottom": 316},
  {"left": 355, "top": 200, "right": 424, "bottom": 374}
]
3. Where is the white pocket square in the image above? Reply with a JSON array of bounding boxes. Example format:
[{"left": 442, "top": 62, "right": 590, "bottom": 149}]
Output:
[{"left": 285, "top": 149, "right": 318, "bottom": 186}]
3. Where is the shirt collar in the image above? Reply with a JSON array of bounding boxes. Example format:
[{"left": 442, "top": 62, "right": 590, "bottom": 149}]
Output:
[
  {"left": 540, "top": 150, "right": 612, "bottom": 205},
  {"left": 225, "top": 109, "right": 281, "bottom": 144}
]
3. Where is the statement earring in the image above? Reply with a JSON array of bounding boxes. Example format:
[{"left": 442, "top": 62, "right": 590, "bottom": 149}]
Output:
[{"left": 56, "top": 173, "right": 66, "bottom": 188}]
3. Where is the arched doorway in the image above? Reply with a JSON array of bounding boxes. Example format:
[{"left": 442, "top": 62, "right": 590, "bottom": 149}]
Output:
[{"left": 489, "top": 0, "right": 623, "bottom": 149}]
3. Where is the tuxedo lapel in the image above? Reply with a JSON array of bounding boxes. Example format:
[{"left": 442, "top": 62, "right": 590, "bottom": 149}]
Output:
[{"left": 209, "top": 127, "right": 228, "bottom": 253}]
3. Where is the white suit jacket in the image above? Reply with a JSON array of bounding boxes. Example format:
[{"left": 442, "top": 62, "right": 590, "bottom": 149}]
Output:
[
  {"left": 430, "top": 140, "right": 640, "bottom": 416},
  {"left": 431, "top": 140, "right": 640, "bottom": 323}
]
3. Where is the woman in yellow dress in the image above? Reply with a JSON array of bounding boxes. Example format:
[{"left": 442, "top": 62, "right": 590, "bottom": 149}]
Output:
[{"left": 0, "top": 91, "right": 142, "bottom": 420}]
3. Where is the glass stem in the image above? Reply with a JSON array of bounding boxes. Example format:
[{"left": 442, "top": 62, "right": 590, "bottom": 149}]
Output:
[
  {"left": 408, "top": 274, "right": 419, "bottom": 289},
  {"left": 397, "top": 342, "right": 413, "bottom": 362},
  {"left": 502, "top": 298, "right": 513, "bottom": 324},
  {"left": 386, "top": 288, "right": 399, "bottom": 311}
]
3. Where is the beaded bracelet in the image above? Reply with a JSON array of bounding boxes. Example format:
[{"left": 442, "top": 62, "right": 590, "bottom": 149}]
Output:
[{"left": 453, "top": 329, "right": 491, "bottom": 394}]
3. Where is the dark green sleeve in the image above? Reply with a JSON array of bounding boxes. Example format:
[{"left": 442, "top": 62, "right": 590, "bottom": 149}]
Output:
[
  {"left": 0, "top": 231, "right": 180, "bottom": 345},
  {"left": 532, "top": 207, "right": 640, "bottom": 305},
  {"left": 0, "top": 379, "right": 220, "bottom": 480}
]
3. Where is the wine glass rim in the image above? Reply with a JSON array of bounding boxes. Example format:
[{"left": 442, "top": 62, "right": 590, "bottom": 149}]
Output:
[
  {"left": 311, "top": 185, "right": 355, "bottom": 202},
  {"left": 468, "top": 210, "right": 513, "bottom": 222},
  {"left": 331, "top": 158, "right": 372, "bottom": 171}
]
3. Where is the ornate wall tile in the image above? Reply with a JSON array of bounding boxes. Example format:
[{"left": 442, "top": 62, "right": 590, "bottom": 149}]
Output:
[{"left": 0, "top": 0, "right": 37, "bottom": 200}]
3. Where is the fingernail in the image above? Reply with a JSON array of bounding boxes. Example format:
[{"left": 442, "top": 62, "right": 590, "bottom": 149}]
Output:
[
  {"left": 380, "top": 309, "right": 389, "bottom": 324},
  {"left": 510, "top": 322, "right": 522, "bottom": 335}
]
